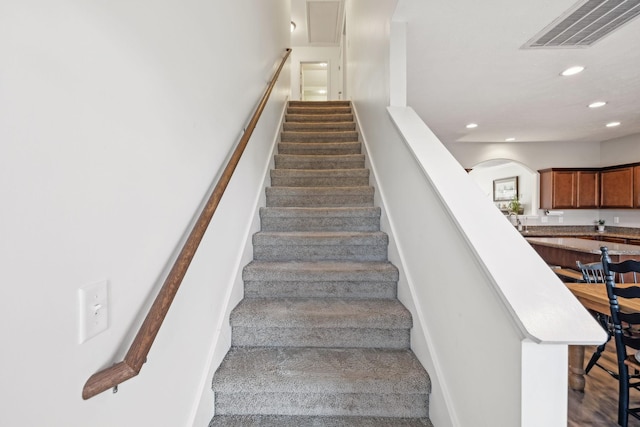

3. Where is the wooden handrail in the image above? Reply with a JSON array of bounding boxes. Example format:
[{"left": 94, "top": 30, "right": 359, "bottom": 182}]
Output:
[{"left": 83, "top": 48, "right": 292, "bottom": 400}]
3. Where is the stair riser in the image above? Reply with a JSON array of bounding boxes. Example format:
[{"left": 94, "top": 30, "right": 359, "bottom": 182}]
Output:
[
  {"left": 253, "top": 232, "right": 387, "bottom": 246},
  {"left": 270, "top": 170, "right": 369, "bottom": 187},
  {"left": 271, "top": 176, "right": 369, "bottom": 187},
  {"left": 286, "top": 114, "right": 354, "bottom": 123},
  {"left": 210, "top": 415, "right": 433, "bottom": 426},
  {"left": 215, "top": 392, "right": 429, "bottom": 418},
  {"left": 266, "top": 188, "right": 374, "bottom": 208},
  {"left": 287, "top": 107, "right": 352, "bottom": 115},
  {"left": 261, "top": 217, "right": 380, "bottom": 232},
  {"left": 278, "top": 143, "right": 361, "bottom": 156},
  {"left": 243, "top": 281, "right": 396, "bottom": 299},
  {"left": 266, "top": 195, "right": 374, "bottom": 208},
  {"left": 283, "top": 122, "right": 355, "bottom": 132},
  {"left": 260, "top": 208, "right": 380, "bottom": 231},
  {"left": 289, "top": 101, "right": 351, "bottom": 107},
  {"left": 253, "top": 245, "right": 387, "bottom": 262},
  {"left": 281, "top": 132, "right": 358, "bottom": 143},
  {"left": 275, "top": 155, "right": 365, "bottom": 170},
  {"left": 231, "top": 327, "right": 409, "bottom": 349},
  {"left": 242, "top": 262, "right": 399, "bottom": 283}
]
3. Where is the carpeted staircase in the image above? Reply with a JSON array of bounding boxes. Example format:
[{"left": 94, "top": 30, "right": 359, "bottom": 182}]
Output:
[{"left": 210, "top": 101, "right": 432, "bottom": 426}]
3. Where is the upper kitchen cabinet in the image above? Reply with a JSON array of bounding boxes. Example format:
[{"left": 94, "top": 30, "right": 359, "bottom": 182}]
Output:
[
  {"left": 600, "top": 165, "right": 634, "bottom": 208},
  {"left": 539, "top": 168, "right": 599, "bottom": 209},
  {"left": 635, "top": 165, "right": 640, "bottom": 208},
  {"left": 576, "top": 170, "right": 600, "bottom": 208}
]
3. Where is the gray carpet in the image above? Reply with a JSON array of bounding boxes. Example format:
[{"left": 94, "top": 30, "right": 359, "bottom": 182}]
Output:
[{"left": 210, "top": 101, "right": 431, "bottom": 425}]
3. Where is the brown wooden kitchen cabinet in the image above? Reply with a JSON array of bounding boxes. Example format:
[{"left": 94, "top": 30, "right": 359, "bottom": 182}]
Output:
[
  {"left": 539, "top": 168, "right": 599, "bottom": 209},
  {"left": 600, "top": 166, "right": 634, "bottom": 208},
  {"left": 635, "top": 165, "right": 640, "bottom": 208}
]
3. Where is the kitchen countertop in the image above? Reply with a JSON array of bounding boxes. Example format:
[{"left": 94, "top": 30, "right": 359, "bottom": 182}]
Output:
[
  {"left": 525, "top": 237, "right": 640, "bottom": 255},
  {"left": 520, "top": 226, "right": 640, "bottom": 240}
]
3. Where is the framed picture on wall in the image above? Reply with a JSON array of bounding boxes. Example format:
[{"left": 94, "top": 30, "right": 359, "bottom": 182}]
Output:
[{"left": 493, "top": 176, "right": 519, "bottom": 201}]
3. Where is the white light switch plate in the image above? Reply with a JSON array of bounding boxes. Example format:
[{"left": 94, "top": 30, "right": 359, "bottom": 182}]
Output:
[{"left": 78, "top": 280, "right": 108, "bottom": 343}]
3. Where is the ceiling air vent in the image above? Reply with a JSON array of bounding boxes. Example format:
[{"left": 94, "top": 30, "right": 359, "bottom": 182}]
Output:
[{"left": 524, "top": 0, "right": 640, "bottom": 48}]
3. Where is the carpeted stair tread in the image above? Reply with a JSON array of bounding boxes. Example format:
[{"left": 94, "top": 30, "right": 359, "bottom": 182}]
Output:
[
  {"left": 213, "top": 347, "right": 430, "bottom": 395},
  {"left": 260, "top": 207, "right": 380, "bottom": 232},
  {"left": 242, "top": 260, "right": 398, "bottom": 299},
  {"left": 210, "top": 415, "right": 433, "bottom": 426},
  {"left": 254, "top": 230, "right": 387, "bottom": 244},
  {"left": 287, "top": 106, "right": 352, "bottom": 115},
  {"left": 286, "top": 113, "right": 354, "bottom": 123},
  {"left": 260, "top": 206, "right": 380, "bottom": 218},
  {"left": 278, "top": 142, "right": 361, "bottom": 155},
  {"left": 253, "top": 231, "right": 388, "bottom": 262},
  {"left": 242, "top": 260, "right": 399, "bottom": 282},
  {"left": 212, "top": 347, "right": 430, "bottom": 417},
  {"left": 281, "top": 131, "right": 358, "bottom": 143},
  {"left": 288, "top": 101, "right": 351, "bottom": 107},
  {"left": 266, "top": 186, "right": 374, "bottom": 208},
  {"left": 283, "top": 121, "right": 356, "bottom": 131},
  {"left": 275, "top": 154, "right": 365, "bottom": 170},
  {"left": 230, "top": 298, "right": 411, "bottom": 348},
  {"left": 270, "top": 169, "right": 369, "bottom": 187},
  {"left": 231, "top": 298, "right": 411, "bottom": 329}
]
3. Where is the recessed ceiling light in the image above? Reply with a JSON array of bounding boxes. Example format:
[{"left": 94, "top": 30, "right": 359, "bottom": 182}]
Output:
[
  {"left": 505, "top": 137, "right": 516, "bottom": 142},
  {"left": 588, "top": 101, "right": 607, "bottom": 108},
  {"left": 465, "top": 123, "right": 478, "bottom": 129},
  {"left": 291, "top": 21, "right": 297, "bottom": 32},
  {"left": 560, "top": 66, "right": 585, "bottom": 76},
  {"left": 606, "top": 121, "right": 621, "bottom": 127}
]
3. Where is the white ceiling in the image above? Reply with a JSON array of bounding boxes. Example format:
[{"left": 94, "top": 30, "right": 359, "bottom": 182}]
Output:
[
  {"left": 293, "top": 0, "right": 640, "bottom": 145},
  {"left": 291, "top": 0, "right": 344, "bottom": 47},
  {"left": 395, "top": 0, "right": 640, "bottom": 145}
]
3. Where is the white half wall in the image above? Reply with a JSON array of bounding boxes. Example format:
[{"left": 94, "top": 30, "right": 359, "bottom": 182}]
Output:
[
  {"left": 346, "top": 1, "right": 604, "bottom": 426},
  {"left": 0, "top": 1, "right": 290, "bottom": 426}
]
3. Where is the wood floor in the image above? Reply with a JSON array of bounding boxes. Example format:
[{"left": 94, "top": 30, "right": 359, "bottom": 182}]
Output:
[{"left": 568, "top": 344, "right": 640, "bottom": 426}]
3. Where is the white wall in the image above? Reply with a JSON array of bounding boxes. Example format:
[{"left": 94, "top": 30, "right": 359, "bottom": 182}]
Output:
[
  {"left": 469, "top": 161, "right": 538, "bottom": 216},
  {"left": 446, "top": 140, "right": 602, "bottom": 171},
  {"left": 290, "top": 46, "right": 343, "bottom": 100},
  {"left": 600, "top": 133, "right": 640, "bottom": 167},
  {"left": 0, "top": 1, "right": 290, "bottom": 426}
]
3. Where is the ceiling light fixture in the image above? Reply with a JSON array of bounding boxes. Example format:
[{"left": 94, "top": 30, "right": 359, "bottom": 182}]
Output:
[
  {"left": 560, "top": 66, "right": 585, "bottom": 76},
  {"left": 588, "top": 101, "right": 607, "bottom": 108},
  {"left": 505, "top": 137, "right": 516, "bottom": 142},
  {"left": 291, "top": 21, "right": 297, "bottom": 33},
  {"left": 465, "top": 123, "right": 478, "bottom": 129},
  {"left": 606, "top": 121, "right": 621, "bottom": 127}
]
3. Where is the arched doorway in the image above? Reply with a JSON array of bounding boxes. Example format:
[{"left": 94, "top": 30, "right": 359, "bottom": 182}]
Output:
[{"left": 468, "top": 159, "right": 539, "bottom": 216}]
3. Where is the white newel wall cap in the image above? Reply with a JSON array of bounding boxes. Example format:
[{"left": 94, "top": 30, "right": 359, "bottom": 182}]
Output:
[{"left": 387, "top": 106, "right": 606, "bottom": 345}]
